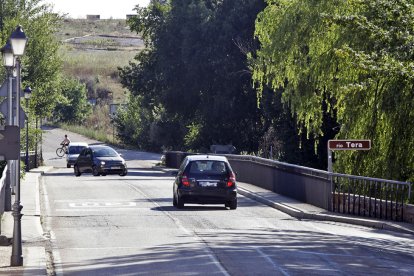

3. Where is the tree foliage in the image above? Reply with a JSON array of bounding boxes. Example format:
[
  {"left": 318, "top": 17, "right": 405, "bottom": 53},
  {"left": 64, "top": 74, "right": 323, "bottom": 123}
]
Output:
[
  {"left": 52, "top": 77, "right": 91, "bottom": 123},
  {"left": 120, "top": 0, "right": 266, "bottom": 153},
  {"left": 0, "top": 0, "right": 63, "bottom": 119},
  {"left": 252, "top": 0, "right": 414, "bottom": 181}
]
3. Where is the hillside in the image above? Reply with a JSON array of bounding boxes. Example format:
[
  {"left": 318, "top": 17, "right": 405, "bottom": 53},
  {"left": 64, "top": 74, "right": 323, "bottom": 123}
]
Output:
[
  {"left": 58, "top": 19, "right": 144, "bottom": 104},
  {"left": 57, "top": 18, "right": 144, "bottom": 143}
]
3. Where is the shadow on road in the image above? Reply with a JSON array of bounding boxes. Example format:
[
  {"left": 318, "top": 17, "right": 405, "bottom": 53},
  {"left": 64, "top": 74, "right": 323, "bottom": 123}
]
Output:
[{"left": 53, "top": 227, "right": 414, "bottom": 275}]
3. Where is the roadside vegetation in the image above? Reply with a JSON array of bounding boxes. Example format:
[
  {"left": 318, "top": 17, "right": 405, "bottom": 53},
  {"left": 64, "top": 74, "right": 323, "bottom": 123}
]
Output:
[
  {"left": 0, "top": 0, "right": 63, "bottom": 174},
  {"left": 116, "top": 0, "right": 414, "bottom": 184},
  {"left": 1, "top": 0, "right": 413, "bottom": 186},
  {"left": 56, "top": 18, "right": 143, "bottom": 143},
  {"left": 56, "top": 18, "right": 134, "bottom": 40}
]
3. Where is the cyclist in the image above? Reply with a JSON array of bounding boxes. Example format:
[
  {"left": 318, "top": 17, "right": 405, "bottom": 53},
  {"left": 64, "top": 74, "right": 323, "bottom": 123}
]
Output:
[{"left": 61, "top": 134, "right": 71, "bottom": 147}]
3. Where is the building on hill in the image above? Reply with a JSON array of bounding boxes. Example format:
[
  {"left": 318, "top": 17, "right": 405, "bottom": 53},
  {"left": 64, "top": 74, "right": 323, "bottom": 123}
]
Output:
[{"left": 87, "top": 15, "right": 100, "bottom": 20}]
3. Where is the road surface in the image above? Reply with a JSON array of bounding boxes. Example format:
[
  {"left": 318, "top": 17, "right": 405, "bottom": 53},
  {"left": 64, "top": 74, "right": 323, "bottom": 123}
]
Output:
[{"left": 40, "top": 126, "right": 414, "bottom": 275}]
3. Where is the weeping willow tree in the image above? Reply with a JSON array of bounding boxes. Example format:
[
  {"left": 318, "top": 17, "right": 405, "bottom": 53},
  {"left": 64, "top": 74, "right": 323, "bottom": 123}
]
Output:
[{"left": 251, "top": 0, "right": 414, "bottom": 182}]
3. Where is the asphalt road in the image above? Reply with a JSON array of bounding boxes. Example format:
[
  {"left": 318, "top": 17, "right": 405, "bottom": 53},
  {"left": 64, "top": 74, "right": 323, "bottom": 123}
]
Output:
[{"left": 40, "top": 127, "right": 414, "bottom": 275}]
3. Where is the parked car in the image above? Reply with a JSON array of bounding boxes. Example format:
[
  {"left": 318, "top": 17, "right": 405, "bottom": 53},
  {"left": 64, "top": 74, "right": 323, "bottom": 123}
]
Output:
[
  {"left": 173, "top": 155, "right": 237, "bottom": 209},
  {"left": 74, "top": 145, "right": 127, "bottom": 177},
  {"left": 66, "top": 142, "right": 88, "bottom": 168}
]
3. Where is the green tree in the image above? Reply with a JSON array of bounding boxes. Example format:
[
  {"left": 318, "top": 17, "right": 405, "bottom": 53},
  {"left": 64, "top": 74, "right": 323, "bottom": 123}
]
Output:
[
  {"left": 252, "top": 0, "right": 414, "bottom": 181},
  {"left": 181, "top": 0, "right": 266, "bottom": 152},
  {"left": 52, "top": 77, "right": 91, "bottom": 123},
  {"left": 121, "top": 0, "right": 266, "bottom": 153},
  {"left": 1, "top": 0, "right": 63, "bottom": 120}
]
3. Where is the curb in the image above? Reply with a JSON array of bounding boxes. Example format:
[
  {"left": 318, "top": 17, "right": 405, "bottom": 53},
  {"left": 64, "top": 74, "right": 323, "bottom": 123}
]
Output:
[
  {"left": 29, "top": 166, "right": 54, "bottom": 175},
  {"left": 238, "top": 187, "right": 414, "bottom": 235}
]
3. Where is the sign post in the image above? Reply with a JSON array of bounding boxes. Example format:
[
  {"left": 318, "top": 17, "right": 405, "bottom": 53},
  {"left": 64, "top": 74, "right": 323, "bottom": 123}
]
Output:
[{"left": 327, "top": 139, "right": 371, "bottom": 172}]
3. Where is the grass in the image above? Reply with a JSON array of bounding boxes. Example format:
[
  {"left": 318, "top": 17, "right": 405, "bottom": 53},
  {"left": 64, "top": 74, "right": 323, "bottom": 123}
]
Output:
[
  {"left": 61, "top": 122, "right": 114, "bottom": 144},
  {"left": 78, "top": 38, "right": 121, "bottom": 47},
  {"left": 56, "top": 19, "right": 142, "bottom": 146},
  {"left": 57, "top": 19, "right": 137, "bottom": 40},
  {"left": 60, "top": 34, "right": 139, "bottom": 104},
  {"left": 60, "top": 105, "right": 119, "bottom": 146},
  {"left": 61, "top": 45, "right": 136, "bottom": 77}
]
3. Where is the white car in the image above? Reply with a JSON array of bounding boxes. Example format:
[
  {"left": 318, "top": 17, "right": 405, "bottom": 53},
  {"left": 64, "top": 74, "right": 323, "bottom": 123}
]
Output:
[{"left": 66, "top": 142, "right": 88, "bottom": 168}]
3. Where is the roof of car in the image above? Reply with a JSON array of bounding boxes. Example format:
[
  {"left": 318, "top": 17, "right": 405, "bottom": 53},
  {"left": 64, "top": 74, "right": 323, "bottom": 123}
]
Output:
[
  {"left": 186, "top": 155, "right": 229, "bottom": 162},
  {"left": 89, "top": 145, "right": 112, "bottom": 149},
  {"left": 68, "top": 142, "right": 88, "bottom": 147}
]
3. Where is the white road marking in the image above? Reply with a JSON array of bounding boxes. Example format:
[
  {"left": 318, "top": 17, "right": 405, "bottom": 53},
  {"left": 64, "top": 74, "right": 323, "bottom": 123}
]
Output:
[
  {"left": 67, "top": 202, "right": 136, "bottom": 208},
  {"left": 55, "top": 208, "right": 140, "bottom": 212}
]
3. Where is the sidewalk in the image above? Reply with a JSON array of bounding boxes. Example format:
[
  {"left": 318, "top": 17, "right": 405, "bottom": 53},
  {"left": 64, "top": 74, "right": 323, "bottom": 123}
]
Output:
[
  {"left": 0, "top": 167, "right": 50, "bottom": 275},
  {"left": 237, "top": 181, "right": 414, "bottom": 235}
]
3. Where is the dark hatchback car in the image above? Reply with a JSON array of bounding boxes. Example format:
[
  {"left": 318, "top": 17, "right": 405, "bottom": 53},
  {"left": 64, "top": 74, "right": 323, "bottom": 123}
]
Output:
[
  {"left": 173, "top": 155, "right": 237, "bottom": 209},
  {"left": 74, "top": 145, "right": 127, "bottom": 177}
]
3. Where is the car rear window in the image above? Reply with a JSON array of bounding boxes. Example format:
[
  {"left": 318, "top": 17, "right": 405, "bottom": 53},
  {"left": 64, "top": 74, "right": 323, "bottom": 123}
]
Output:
[
  {"left": 68, "top": 146, "right": 86, "bottom": 154},
  {"left": 188, "top": 161, "right": 228, "bottom": 175}
]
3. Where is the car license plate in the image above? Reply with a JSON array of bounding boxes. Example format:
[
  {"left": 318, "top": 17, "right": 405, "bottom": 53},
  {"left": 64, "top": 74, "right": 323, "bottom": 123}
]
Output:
[
  {"left": 199, "top": 181, "right": 217, "bottom": 187},
  {"left": 111, "top": 166, "right": 121, "bottom": 169}
]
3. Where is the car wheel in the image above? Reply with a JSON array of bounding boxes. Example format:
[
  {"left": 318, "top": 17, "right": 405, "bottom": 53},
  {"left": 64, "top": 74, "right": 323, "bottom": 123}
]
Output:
[
  {"left": 67, "top": 164, "right": 71, "bottom": 168},
  {"left": 176, "top": 195, "right": 184, "bottom": 209},
  {"left": 92, "top": 166, "right": 100, "bottom": 176},
  {"left": 119, "top": 168, "right": 127, "bottom": 176},
  {"left": 229, "top": 198, "right": 237, "bottom": 210},
  {"left": 74, "top": 165, "right": 81, "bottom": 177}
]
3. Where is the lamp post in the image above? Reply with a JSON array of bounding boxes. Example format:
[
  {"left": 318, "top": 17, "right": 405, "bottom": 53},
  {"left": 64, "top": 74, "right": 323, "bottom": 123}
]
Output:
[
  {"left": 9, "top": 25, "right": 28, "bottom": 267},
  {"left": 1, "top": 40, "right": 15, "bottom": 68},
  {"left": 1, "top": 40, "right": 15, "bottom": 212},
  {"left": 24, "top": 86, "right": 32, "bottom": 172}
]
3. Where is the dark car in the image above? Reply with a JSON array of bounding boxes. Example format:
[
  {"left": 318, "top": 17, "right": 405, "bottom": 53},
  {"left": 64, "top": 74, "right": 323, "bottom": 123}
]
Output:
[
  {"left": 74, "top": 145, "right": 127, "bottom": 177},
  {"left": 173, "top": 155, "right": 237, "bottom": 209}
]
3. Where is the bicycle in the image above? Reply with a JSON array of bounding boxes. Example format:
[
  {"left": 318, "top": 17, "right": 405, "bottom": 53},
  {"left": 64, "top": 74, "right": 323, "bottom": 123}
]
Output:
[{"left": 56, "top": 144, "right": 68, "bottom": 157}]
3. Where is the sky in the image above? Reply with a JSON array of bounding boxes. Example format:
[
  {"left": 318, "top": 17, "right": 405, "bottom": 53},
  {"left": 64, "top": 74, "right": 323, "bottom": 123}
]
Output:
[{"left": 44, "top": 0, "right": 150, "bottom": 19}]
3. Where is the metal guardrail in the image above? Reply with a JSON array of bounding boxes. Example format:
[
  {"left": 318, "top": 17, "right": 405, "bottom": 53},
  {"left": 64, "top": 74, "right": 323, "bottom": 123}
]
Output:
[
  {"left": 165, "top": 151, "right": 414, "bottom": 222},
  {"left": 226, "top": 154, "right": 330, "bottom": 180},
  {"left": 331, "top": 173, "right": 412, "bottom": 221}
]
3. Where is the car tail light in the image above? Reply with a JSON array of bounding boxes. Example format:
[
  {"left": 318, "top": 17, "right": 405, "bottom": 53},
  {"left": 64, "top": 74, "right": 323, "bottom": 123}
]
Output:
[
  {"left": 181, "top": 175, "right": 190, "bottom": 187},
  {"left": 227, "top": 172, "right": 236, "bottom": 187}
]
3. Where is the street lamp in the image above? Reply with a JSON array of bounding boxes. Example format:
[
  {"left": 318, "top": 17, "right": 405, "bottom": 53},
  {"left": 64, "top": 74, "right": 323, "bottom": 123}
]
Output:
[
  {"left": 1, "top": 40, "right": 15, "bottom": 213},
  {"left": 1, "top": 40, "right": 15, "bottom": 68},
  {"left": 24, "top": 86, "right": 32, "bottom": 172},
  {"left": 10, "top": 25, "right": 28, "bottom": 56},
  {"left": 9, "top": 24, "right": 28, "bottom": 267}
]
